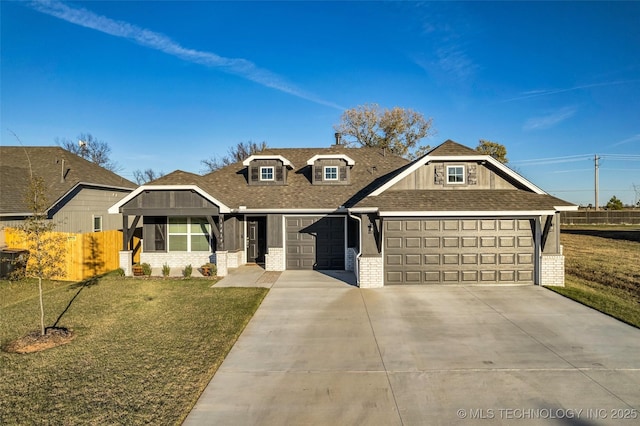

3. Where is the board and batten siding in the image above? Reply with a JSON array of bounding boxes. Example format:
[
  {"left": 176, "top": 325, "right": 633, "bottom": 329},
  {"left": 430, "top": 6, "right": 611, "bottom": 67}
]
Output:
[{"left": 388, "top": 162, "right": 521, "bottom": 191}]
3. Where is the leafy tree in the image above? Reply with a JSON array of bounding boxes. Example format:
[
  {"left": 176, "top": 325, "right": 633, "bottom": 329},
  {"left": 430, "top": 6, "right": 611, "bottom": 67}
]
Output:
[
  {"left": 333, "top": 103, "right": 435, "bottom": 159},
  {"left": 133, "top": 168, "right": 165, "bottom": 185},
  {"left": 201, "top": 141, "right": 268, "bottom": 173},
  {"left": 14, "top": 175, "right": 67, "bottom": 336},
  {"left": 606, "top": 195, "right": 624, "bottom": 210},
  {"left": 57, "top": 133, "right": 120, "bottom": 172},
  {"left": 476, "top": 140, "right": 508, "bottom": 164}
]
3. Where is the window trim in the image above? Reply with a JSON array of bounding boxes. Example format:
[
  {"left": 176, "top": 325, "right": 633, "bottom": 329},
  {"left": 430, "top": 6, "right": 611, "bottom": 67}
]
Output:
[
  {"left": 93, "top": 215, "right": 103, "bottom": 232},
  {"left": 260, "top": 166, "right": 275, "bottom": 181},
  {"left": 323, "top": 166, "right": 339, "bottom": 181},
  {"left": 446, "top": 165, "right": 466, "bottom": 184}
]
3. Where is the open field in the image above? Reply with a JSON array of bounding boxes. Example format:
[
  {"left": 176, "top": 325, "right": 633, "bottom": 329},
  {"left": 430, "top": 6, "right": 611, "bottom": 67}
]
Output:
[
  {"left": 549, "top": 226, "right": 640, "bottom": 328},
  {"left": 0, "top": 274, "right": 268, "bottom": 425}
]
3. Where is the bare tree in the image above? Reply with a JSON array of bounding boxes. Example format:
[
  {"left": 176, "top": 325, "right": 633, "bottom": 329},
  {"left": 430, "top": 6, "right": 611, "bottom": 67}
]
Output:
[
  {"left": 133, "top": 169, "right": 165, "bottom": 185},
  {"left": 201, "top": 141, "right": 268, "bottom": 173},
  {"left": 476, "top": 140, "right": 508, "bottom": 164},
  {"left": 57, "top": 133, "right": 120, "bottom": 171},
  {"left": 333, "top": 103, "right": 435, "bottom": 159},
  {"left": 14, "top": 175, "right": 67, "bottom": 335}
]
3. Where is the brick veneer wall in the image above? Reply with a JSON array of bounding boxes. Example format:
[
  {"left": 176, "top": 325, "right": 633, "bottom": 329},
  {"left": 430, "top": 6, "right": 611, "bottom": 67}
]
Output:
[
  {"left": 141, "top": 252, "right": 212, "bottom": 270},
  {"left": 541, "top": 255, "right": 565, "bottom": 286},
  {"left": 265, "top": 247, "right": 285, "bottom": 271},
  {"left": 358, "top": 256, "right": 383, "bottom": 288}
]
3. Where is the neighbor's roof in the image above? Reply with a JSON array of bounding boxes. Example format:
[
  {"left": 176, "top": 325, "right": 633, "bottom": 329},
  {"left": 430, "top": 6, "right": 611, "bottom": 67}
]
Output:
[
  {"left": 151, "top": 146, "right": 410, "bottom": 210},
  {"left": 0, "top": 146, "right": 136, "bottom": 215},
  {"left": 426, "top": 139, "right": 480, "bottom": 156}
]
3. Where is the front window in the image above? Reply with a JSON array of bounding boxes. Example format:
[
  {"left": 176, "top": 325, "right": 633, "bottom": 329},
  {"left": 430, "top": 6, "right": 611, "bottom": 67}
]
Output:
[
  {"left": 93, "top": 216, "right": 103, "bottom": 232},
  {"left": 168, "top": 217, "right": 211, "bottom": 252},
  {"left": 324, "top": 166, "right": 338, "bottom": 181},
  {"left": 447, "top": 165, "right": 465, "bottom": 184},
  {"left": 260, "top": 166, "right": 274, "bottom": 181}
]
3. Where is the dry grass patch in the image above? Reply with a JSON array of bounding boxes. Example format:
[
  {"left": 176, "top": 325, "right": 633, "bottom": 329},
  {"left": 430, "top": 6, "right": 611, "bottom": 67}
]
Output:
[
  {"left": 547, "top": 226, "right": 640, "bottom": 328},
  {"left": 0, "top": 274, "right": 267, "bottom": 425}
]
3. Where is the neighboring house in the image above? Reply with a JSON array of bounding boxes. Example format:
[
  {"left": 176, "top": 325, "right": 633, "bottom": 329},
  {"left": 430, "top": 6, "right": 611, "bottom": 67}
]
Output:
[
  {"left": 0, "top": 146, "right": 137, "bottom": 247},
  {"left": 109, "top": 140, "right": 577, "bottom": 287}
]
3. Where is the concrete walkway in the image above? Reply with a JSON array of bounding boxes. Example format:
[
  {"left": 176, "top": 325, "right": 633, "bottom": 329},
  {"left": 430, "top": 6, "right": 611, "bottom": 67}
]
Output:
[{"left": 185, "top": 271, "right": 640, "bottom": 425}]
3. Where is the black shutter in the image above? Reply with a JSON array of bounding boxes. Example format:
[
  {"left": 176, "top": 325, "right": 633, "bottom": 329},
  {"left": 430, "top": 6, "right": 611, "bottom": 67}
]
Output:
[
  {"left": 250, "top": 166, "right": 259, "bottom": 183},
  {"left": 276, "top": 166, "right": 283, "bottom": 182},
  {"left": 339, "top": 166, "right": 347, "bottom": 181},
  {"left": 314, "top": 166, "right": 322, "bottom": 182}
]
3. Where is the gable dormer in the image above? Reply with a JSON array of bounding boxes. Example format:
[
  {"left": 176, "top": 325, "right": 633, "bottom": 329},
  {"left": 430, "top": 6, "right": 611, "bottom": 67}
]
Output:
[
  {"left": 242, "top": 155, "right": 293, "bottom": 186},
  {"left": 306, "top": 154, "right": 355, "bottom": 185}
]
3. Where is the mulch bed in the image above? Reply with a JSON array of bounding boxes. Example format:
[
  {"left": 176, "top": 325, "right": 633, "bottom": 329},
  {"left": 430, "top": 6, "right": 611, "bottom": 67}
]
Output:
[{"left": 3, "top": 327, "right": 74, "bottom": 354}]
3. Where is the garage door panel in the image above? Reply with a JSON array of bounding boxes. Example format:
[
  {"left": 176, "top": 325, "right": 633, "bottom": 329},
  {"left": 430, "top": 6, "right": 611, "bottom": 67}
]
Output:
[
  {"left": 424, "top": 254, "right": 440, "bottom": 264},
  {"left": 424, "top": 271, "right": 440, "bottom": 282},
  {"left": 384, "top": 218, "right": 534, "bottom": 285},
  {"left": 286, "top": 216, "right": 344, "bottom": 270}
]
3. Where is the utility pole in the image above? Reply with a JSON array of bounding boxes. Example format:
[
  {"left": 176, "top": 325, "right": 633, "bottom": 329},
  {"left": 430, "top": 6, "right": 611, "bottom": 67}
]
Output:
[{"left": 594, "top": 154, "right": 600, "bottom": 211}]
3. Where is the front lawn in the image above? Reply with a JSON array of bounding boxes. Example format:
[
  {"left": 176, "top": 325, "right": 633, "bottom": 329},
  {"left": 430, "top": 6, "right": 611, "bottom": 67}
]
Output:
[
  {"left": 546, "top": 226, "right": 640, "bottom": 328},
  {"left": 0, "top": 274, "right": 268, "bottom": 424}
]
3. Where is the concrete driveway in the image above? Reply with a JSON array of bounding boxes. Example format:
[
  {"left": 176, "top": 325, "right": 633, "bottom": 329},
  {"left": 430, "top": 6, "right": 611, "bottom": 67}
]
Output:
[{"left": 185, "top": 269, "right": 640, "bottom": 425}]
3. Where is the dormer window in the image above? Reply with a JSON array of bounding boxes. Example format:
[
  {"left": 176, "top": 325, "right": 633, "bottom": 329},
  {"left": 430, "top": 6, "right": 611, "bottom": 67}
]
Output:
[
  {"left": 260, "top": 166, "right": 274, "bottom": 181},
  {"left": 324, "top": 166, "right": 338, "bottom": 181},
  {"left": 243, "top": 155, "right": 293, "bottom": 186},
  {"left": 307, "top": 154, "right": 355, "bottom": 185},
  {"left": 447, "top": 165, "right": 465, "bottom": 184}
]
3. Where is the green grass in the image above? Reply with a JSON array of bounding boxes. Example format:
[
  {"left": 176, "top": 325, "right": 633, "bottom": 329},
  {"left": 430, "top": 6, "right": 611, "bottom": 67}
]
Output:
[
  {"left": 0, "top": 273, "right": 268, "bottom": 425},
  {"left": 546, "top": 226, "right": 640, "bottom": 328}
]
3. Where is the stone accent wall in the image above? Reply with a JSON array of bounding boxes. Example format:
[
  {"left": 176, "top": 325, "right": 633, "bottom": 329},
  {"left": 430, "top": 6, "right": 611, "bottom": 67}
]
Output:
[
  {"left": 265, "top": 247, "right": 285, "bottom": 271},
  {"left": 358, "top": 256, "right": 383, "bottom": 288},
  {"left": 346, "top": 247, "right": 357, "bottom": 272},
  {"left": 541, "top": 254, "right": 565, "bottom": 287},
  {"left": 141, "top": 252, "right": 212, "bottom": 270},
  {"left": 119, "top": 251, "right": 133, "bottom": 276}
]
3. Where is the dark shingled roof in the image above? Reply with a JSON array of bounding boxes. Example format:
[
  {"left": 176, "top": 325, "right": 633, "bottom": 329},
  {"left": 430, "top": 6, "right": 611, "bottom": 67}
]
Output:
[
  {"left": 154, "top": 147, "right": 409, "bottom": 209},
  {"left": 150, "top": 170, "right": 205, "bottom": 186},
  {"left": 355, "top": 189, "right": 576, "bottom": 212},
  {"left": 1, "top": 146, "right": 136, "bottom": 215},
  {"left": 427, "top": 139, "right": 479, "bottom": 156}
]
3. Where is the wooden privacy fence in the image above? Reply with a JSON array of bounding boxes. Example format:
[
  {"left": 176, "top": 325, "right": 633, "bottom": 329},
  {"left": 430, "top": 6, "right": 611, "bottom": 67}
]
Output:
[
  {"left": 4, "top": 229, "right": 140, "bottom": 282},
  {"left": 561, "top": 210, "right": 640, "bottom": 225}
]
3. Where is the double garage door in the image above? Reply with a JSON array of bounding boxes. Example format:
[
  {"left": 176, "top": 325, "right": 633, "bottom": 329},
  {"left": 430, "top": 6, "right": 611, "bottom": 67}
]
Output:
[
  {"left": 384, "top": 218, "right": 535, "bottom": 285},
  {"left": 286, "top": 216, "right": 345, "bottom": 270}
]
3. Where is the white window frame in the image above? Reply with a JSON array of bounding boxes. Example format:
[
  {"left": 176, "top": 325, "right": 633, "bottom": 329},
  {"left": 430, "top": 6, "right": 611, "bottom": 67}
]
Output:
[
  {"left": 93, "top": 215, "right": 103, "bottom": 232},
  {"left": 168, "top": 217, "right": 211, "bottom": 252},
  {"left": 260, "top": 166, "right": 275, "bottom": 181},
  {"left": 324, "top": 166, "right": 339, "bottom": 181},
  {"left": 446, "top": 165, "right": 465, "bottom": 184}
]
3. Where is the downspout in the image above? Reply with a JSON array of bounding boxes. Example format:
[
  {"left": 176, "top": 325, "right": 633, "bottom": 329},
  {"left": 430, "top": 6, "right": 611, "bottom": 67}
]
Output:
[{"left": 348, "top": 211, "right": 362, "bottom": 286}]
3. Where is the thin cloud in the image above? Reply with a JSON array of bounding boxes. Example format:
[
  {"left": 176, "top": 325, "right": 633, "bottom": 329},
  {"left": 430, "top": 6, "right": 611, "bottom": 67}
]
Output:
[
  {"left": 499, "top": 80, "right": 640, "bottom": 104},
  {"left": 611, "top": 133, "right": 640, "bottom": 147},
  {"left": 523, "top": 106, "right": 577, "bottom": 131},
  {"left": 28, "top": 0, "right": 343, "bottom": 110}
]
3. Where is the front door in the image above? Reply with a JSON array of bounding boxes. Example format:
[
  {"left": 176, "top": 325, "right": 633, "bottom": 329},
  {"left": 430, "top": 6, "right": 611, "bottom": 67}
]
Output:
[{"left": 247, "top": 217, "right": 266, "bottom": 264}]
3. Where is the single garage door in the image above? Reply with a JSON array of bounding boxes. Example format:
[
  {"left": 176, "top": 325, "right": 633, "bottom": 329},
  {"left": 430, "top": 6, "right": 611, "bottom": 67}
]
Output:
[
  {"left": 286, "top": 216, "right": 345, "bottom": 270},
  {"left": 384, "top": 218, "right": 535, "bottom": 285}
]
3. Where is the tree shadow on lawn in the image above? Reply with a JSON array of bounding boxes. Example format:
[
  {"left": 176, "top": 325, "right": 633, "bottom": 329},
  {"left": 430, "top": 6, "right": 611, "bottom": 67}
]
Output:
[
  {"left": 2, "top": 275, "right": 103, "bottom": 354},
  {"left": 52, "top": 275, "right": 103, "bottom": 328},
  {"left": 562, "top": 228, "right": 640, "bottom": 243}
]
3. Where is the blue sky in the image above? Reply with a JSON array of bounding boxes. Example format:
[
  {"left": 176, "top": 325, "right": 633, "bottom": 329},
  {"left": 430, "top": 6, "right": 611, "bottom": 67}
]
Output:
[{"left": 2, "top": 0, "right": 639, "bottom": 206}]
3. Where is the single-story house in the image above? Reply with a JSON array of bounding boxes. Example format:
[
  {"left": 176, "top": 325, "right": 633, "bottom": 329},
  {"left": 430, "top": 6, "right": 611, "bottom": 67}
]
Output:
[
  {"left": 109, "top": 140, "right": 577, "bottom": 287},
  {"left": 1, "top": 146, "right": 137, "bottom": 246}
]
